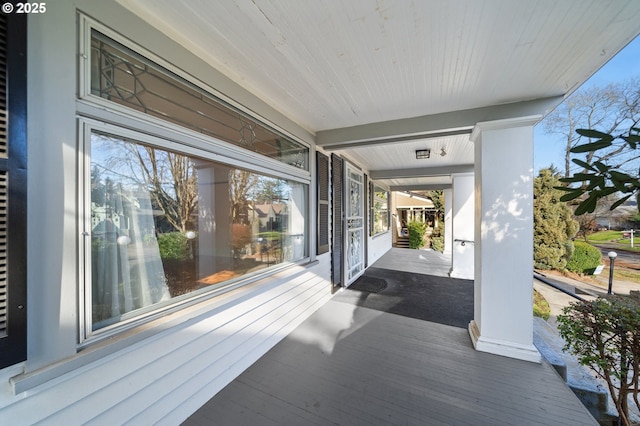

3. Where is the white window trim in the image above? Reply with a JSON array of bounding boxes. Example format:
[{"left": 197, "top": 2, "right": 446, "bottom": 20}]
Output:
[{"left": 76, "top": 109, "right": 310, "bottom": 185}]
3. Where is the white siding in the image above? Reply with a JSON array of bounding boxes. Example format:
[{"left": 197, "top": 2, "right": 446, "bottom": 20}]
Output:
[{"left": 368, "top": 231, "right": 392, "bottom": 266}]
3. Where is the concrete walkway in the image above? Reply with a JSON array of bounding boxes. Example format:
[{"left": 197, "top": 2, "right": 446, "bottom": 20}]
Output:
[{"left": 534, "top": 270, "right": 639, "bottom": 328}]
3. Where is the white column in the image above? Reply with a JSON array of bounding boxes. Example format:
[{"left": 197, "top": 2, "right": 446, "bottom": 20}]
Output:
[
  {"left": 443, "top": 188, "right": 453, "bottom": 255},
  {"left": 468, "top": 117, "right": 541, "bottom": 363},
  {"left": 449, "top": 174, "right": 474, "bottom": 279}
]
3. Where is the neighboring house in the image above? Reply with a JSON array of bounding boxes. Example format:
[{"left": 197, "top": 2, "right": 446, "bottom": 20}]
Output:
[
  {"left": 1, "top": 1, "right": 639, "bottom": 423},
  {"left": 391, "top": 191, "right": 437, "bottom": 245},
  {"left": 250, "top": 203, "right": 288, "bottom": 233}
]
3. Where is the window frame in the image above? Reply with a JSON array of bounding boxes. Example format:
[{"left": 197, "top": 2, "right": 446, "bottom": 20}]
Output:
[
  {"left": 370, "top": 184, "right": 390, "bottom": 237},
  {"left": 76, "top": 16, "right": 313, "bottom": 345},
  {"left": 78, "top": 121, "right": 311, "bottom": 344},
  {"left": 78, "top": 15, "right": 309, "bottom": 176}
]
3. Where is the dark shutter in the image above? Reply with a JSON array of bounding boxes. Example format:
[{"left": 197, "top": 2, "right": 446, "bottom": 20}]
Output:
[
  {"left": 316, "top": 152, "right": 329, "bottom": 255},
  {"left": 0, "top": 11, "right": 28, "bottom": 369},
  {"left": 331, "top": 154, "right": 343, "bottom": 287}
]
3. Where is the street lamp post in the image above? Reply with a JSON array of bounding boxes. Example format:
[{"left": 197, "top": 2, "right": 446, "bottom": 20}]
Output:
[{"left": 608, "top": 251, "right": 618, "bottom": 295}]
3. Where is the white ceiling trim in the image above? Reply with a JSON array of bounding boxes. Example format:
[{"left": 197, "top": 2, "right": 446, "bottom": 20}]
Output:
[
  {"left": 371, "top": 165, "right": 474, "bottom": 180},
  {"left": 317, "top": 96, "right": 563, "bottom": 149},
  {"left": 391, "top": 184, "right": 452, "bottom": 191}
]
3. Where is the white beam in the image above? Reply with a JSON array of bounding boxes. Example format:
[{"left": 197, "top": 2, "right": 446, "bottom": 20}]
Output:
[
  {"left": 317, "top": 97, "right": 562, "bottom": 149},
  {"left": 390, "top": 184, "right": 452, "bottom": 192},
  {"left": 371, "top": 165, "right": 473, "bottom": 180}
]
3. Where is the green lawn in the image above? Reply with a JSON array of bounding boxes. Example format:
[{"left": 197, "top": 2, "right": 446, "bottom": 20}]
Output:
[
  {"left": 612, "top": 268, "right": 640, "bottom": 284},
  {"left": 587, "top": 230, "right": 625, "bottom": 242},
  {"left": 586, "top": 230, "right": 640, "bottom": 252}
]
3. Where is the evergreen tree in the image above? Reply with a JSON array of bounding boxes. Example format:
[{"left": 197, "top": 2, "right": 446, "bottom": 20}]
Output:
[{"left": 534, "top": 168, "right": 579, "bottom": 270}]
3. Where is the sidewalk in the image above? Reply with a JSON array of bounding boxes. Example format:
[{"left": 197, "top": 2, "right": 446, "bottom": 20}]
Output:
[{"left": 534, "top": 270, "right": 639, "bottom": 327}]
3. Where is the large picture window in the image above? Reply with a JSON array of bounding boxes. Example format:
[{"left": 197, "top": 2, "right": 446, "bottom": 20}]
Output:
[
  {"left": 84, "top": 129, "right": 308, "bottom": 334},
  {"left": 78, "top": 17, "right": 311, "bottom": 340}
]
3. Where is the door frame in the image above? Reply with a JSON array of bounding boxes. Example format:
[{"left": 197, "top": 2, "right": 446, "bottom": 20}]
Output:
[{"left": 343, "top": 161, "right": 365, "bottom": 286}]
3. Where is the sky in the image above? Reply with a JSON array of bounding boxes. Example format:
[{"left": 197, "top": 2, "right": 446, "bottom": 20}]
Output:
[{"left": 534, "top": 35, "right": 640, "bottom": 173}]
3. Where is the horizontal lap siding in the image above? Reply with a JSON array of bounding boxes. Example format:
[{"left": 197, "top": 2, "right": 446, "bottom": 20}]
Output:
[{"left": 0, "top": 260, "right": 332, "bottom": 424}]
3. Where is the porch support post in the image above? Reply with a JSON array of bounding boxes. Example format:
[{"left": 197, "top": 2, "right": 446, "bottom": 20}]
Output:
[
  {"left": 443, "top": 188, "right": 452, "bottom": 255},
  {"left": 468, "top": 116, "right": 541, "bottom": 363},
  {"left": 449, "top": 173, "right": 474, "bottom": 279}
]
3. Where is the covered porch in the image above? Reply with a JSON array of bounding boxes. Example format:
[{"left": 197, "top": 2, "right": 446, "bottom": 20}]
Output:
[
  {"left": 106, "top": 0, "right": 640, "bottom": 364},
  {"left": 3, "top": 2, "right": 640, "bottom": 425},
  {"left": 185, "top": 249, "right": 597, "bottom": 425}
]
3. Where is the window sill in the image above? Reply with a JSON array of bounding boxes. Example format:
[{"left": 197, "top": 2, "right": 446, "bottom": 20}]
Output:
[{"left": 371, "top": 230, "right": 390, "bottom": 239}]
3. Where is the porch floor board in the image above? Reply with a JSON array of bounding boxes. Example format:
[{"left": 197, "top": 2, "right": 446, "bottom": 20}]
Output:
[
  {"left": 184, "top": 297, "right": 597, "bottom": 425},
  {"left": 372, "top": 247, "right": 452, "bottom": 277}
]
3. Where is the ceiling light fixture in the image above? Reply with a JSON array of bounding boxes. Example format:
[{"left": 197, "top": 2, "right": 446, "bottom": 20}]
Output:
[
  {"left": 440, "top": 147, "right": 447, "bottom": 156},
  {"left": 415, "top": 149, "right": 431, "bottom": 159}
]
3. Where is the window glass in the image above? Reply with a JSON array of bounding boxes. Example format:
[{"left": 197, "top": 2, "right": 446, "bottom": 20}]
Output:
[
  {"left": 90, "top": 30, "right": 308, "bottom": 170},
  {"left": 372, "top": 186, "right": 389, "bottom": 235},
  {"left": 89, "top": 130, "right": 308, "bottom": 331}
]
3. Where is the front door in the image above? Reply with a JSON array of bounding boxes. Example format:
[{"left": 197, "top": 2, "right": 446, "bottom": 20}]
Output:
[{"left": 345, "top": 162, "right": 365, "bottom": 285}]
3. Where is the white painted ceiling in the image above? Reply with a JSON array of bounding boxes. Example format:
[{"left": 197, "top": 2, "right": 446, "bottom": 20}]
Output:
[{"left": 118, "top": 0, "right": 640, "bottom": 189}]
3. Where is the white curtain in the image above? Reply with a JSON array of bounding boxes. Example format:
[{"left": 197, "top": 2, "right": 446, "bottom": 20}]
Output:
[{"left": 92, "top": 183, "right": 170, "bottom": 327}]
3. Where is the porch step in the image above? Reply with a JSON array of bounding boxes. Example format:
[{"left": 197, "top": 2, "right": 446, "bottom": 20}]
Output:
[
  {"left": 533, "top": 318, "right": 618, "bottom": 425},
  {"left": 395, "top": 236, "right": 410, "bottom": 248}
]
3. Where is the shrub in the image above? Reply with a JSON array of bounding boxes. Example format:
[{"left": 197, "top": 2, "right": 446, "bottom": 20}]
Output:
[
  {"left": 533, "top": 168, "right": 579, "bottom": 270},
  {"left": 533, "top": 290, "right": 550, "bottom": 320},
  {"left": 558, "top": 294, "right": 640, "bottom": 425},
  {"left": 430, "top": 223, "right": 444, "bottom": 252},
  {"left": 407, "top": 220, "right": 427, "bottom": 249},
  {"left": 566, "top": 240, "right": 602, "bottom": 274},
  {"left": 431, "top": 235, "right": 444, "bottom": 252},
  {"left": 157, "top": 232, "right": 189, "bottom": 260}
]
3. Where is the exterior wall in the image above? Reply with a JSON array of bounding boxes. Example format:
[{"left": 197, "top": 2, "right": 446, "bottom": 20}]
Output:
[
  {"left": 368, "top": 231, "right": 392, "bottom": 266},
  {"left": 0, "top": 1, "right": 336, "bottom": 423}
]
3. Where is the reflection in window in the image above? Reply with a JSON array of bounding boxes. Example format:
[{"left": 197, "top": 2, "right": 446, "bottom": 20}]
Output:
[
  {"left": 371, "top": 186, "right": 389, "bottom": 235},
  {"left": 89, "top": 131, "right": 307, "bottom": 330}
]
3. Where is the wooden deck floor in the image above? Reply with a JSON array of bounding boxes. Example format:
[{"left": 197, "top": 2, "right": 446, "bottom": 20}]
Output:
[
  {"left": 372, "top": 247, "right": 452, "bottom": 277},
  {"left": 184, "top": 297, "right": 597, "bottom": 425}
]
